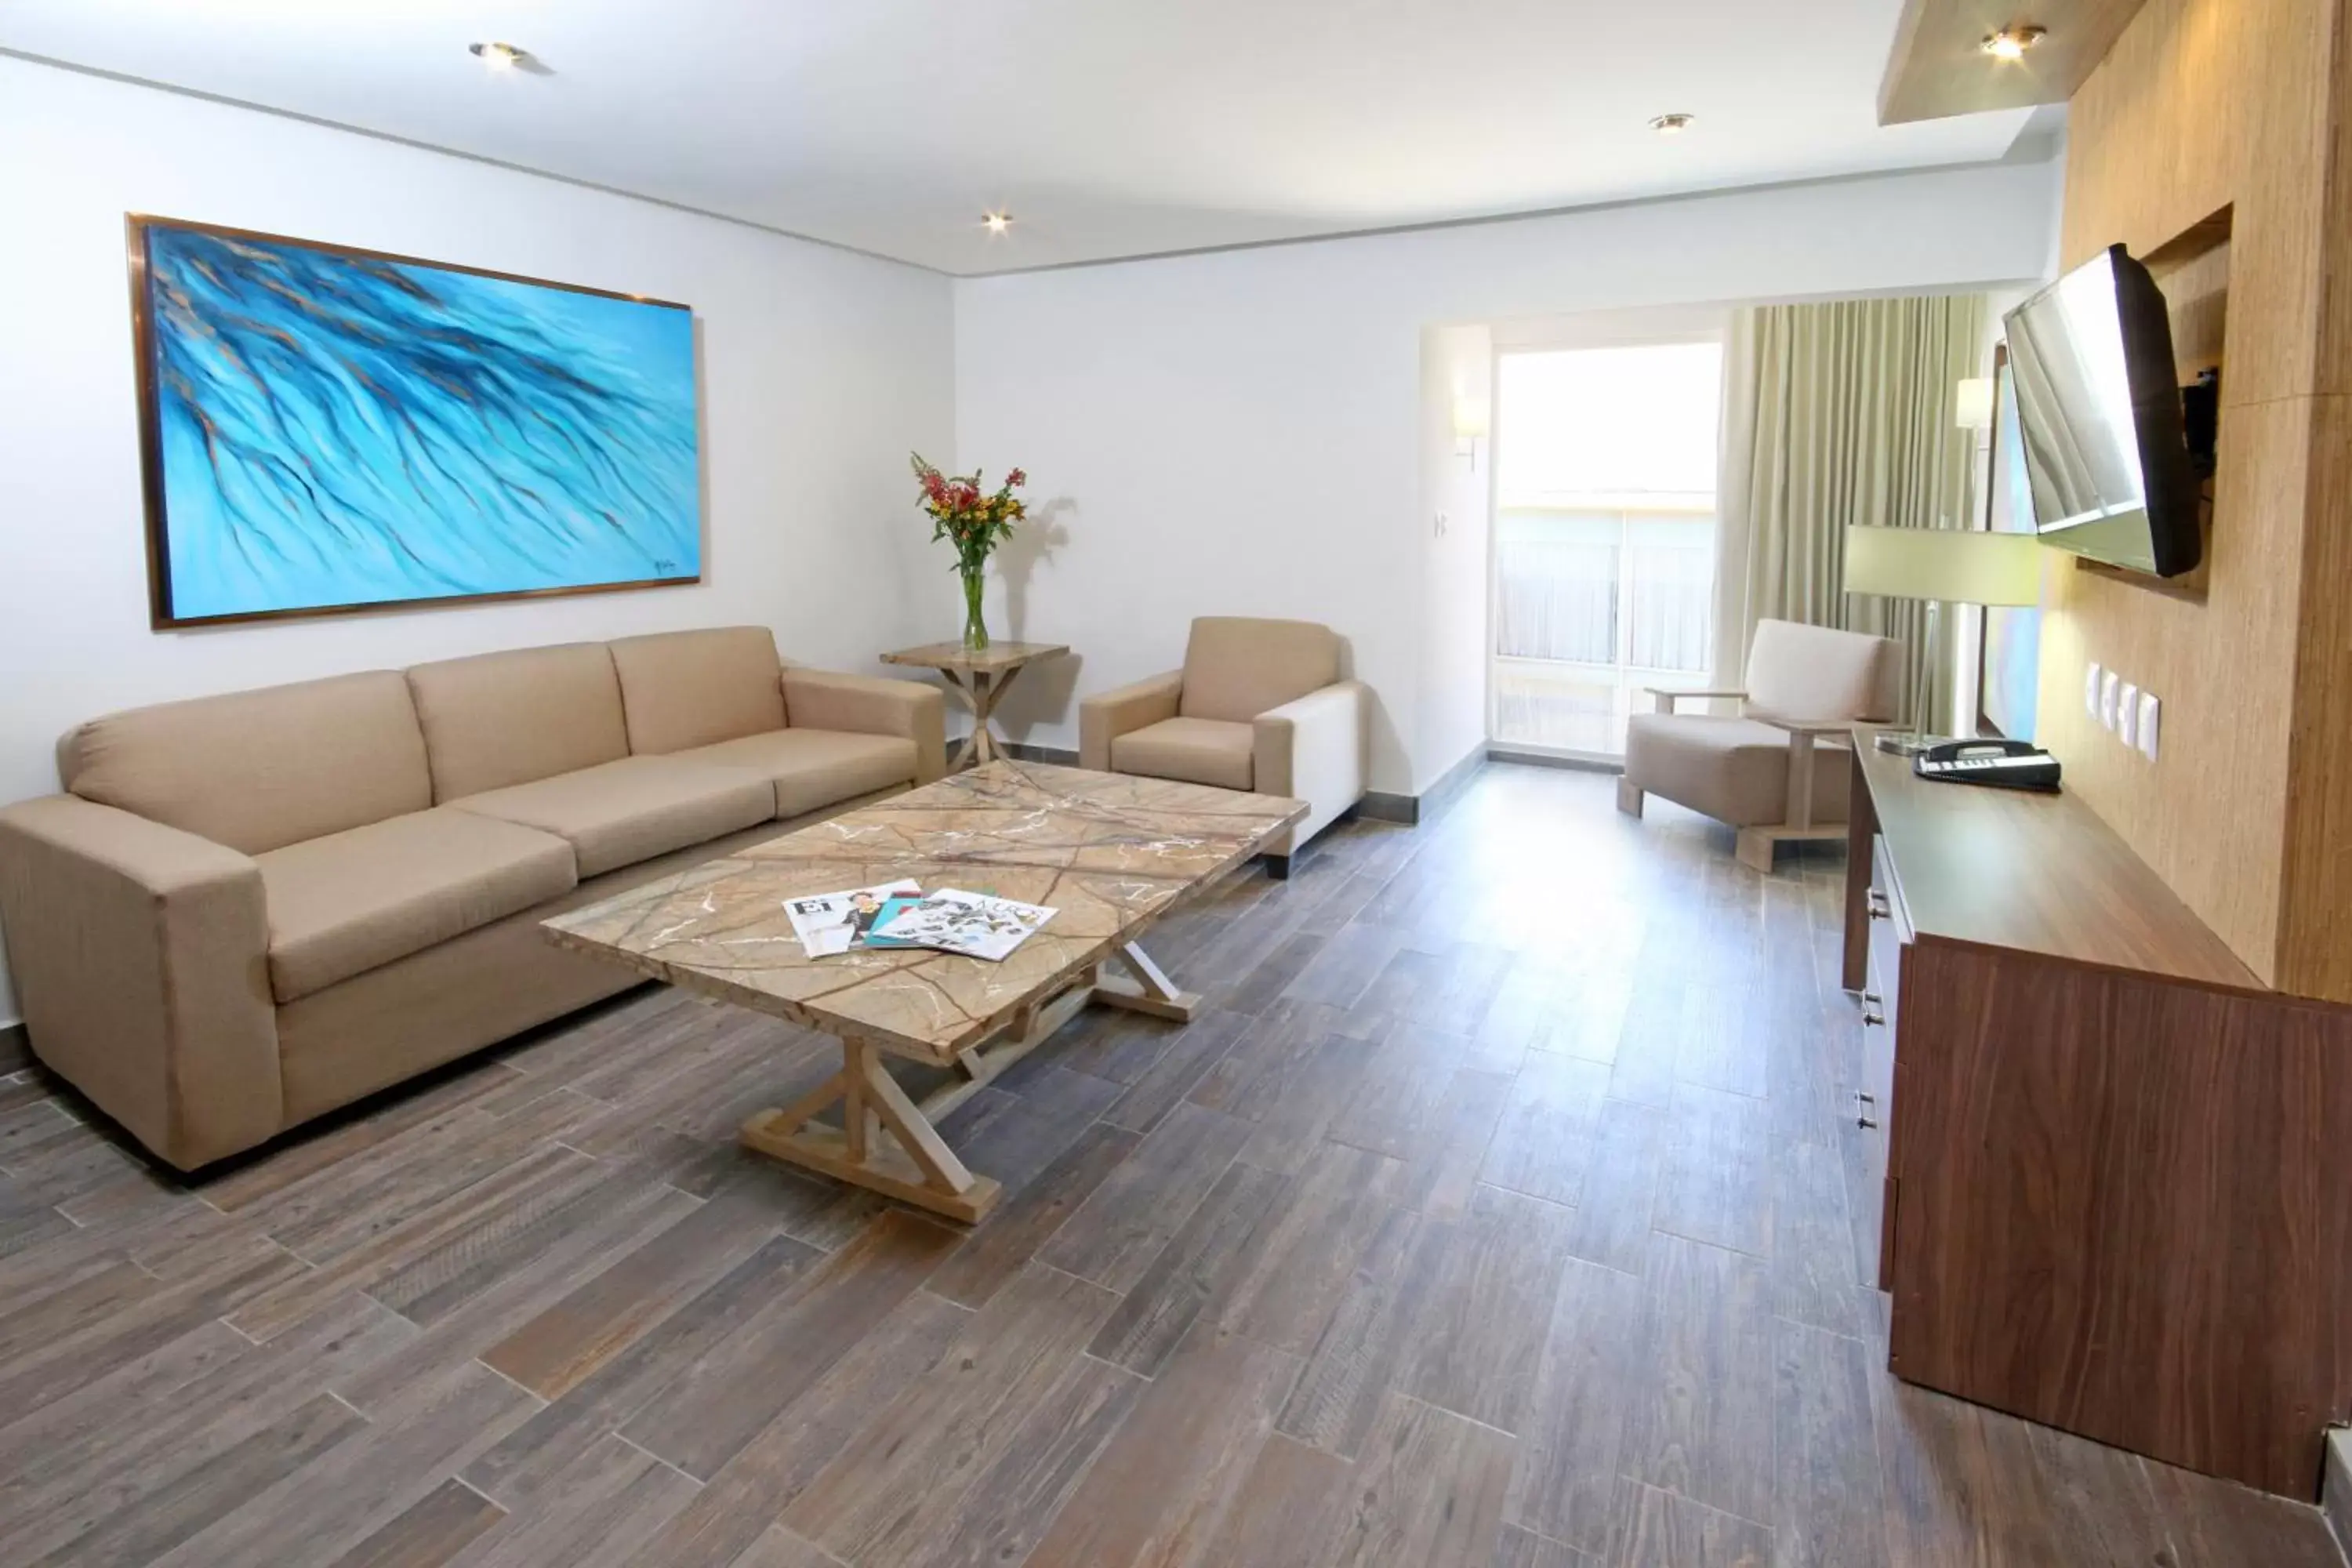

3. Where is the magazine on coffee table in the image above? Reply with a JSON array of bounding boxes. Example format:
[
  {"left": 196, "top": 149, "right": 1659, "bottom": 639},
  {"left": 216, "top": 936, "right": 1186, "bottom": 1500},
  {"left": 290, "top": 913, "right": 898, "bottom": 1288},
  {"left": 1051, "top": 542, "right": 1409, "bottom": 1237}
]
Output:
[
  {"left": 783, "top": 879, "right": 922, "bottom": 958},
  {"left": 866, "top": 888, "right": 1057, "bottom": 963}
]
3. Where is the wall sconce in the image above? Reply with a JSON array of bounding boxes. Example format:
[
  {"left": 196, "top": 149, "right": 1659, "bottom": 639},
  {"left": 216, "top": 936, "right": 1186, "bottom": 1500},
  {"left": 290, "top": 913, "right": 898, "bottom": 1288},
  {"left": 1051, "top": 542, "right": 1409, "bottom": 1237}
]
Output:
[
  {"left": 1955, "top": 376, "right": 1994, "bottom": 432},
  {"left": 1453, "top": 397, "right": 1490, "bottom": 465}
]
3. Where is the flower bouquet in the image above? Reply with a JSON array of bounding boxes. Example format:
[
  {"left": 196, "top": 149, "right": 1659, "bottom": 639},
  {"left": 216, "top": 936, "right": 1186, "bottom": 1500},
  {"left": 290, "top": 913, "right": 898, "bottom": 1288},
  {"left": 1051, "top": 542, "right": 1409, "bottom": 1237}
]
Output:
[{"left": 910, "top": 453, "right": 1028, "bottom": 651}]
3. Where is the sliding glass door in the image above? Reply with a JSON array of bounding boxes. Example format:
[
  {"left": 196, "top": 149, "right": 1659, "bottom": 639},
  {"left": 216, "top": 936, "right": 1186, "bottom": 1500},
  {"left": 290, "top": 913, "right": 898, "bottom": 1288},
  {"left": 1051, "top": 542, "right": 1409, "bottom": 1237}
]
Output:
[{"left": 1490, "top": 341, "right": 1724, "bottom": 759}]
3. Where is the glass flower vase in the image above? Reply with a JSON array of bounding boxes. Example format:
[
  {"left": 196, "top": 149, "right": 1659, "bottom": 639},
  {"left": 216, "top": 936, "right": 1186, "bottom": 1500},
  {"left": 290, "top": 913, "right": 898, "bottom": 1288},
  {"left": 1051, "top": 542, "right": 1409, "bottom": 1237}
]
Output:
[{"left": 960, "top": 566, "right": 989, "bottom": 652}]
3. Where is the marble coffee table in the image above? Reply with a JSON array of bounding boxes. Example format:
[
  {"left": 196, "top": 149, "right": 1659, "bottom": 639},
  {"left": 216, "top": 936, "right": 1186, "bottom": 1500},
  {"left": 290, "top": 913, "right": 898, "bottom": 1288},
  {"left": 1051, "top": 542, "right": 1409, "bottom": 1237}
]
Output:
[{"left": 543, "top": 761, "right": 1306, "bottom": 1221}]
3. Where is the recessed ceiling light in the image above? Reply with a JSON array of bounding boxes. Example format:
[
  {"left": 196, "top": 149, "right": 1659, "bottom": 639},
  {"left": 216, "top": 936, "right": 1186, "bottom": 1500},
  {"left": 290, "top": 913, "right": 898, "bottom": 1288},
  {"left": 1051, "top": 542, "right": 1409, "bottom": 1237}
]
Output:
[
  {"left": 469, "top": 42, "right": 530, "bottom": 73},
  {"left": 1650, "top": 113, "right": 1695, "bottom": 134},
  {"left": 982, "top": 212, "right": 1012, "bottom": 234},
  {"left": 1980, "top": 25, "right": 2047, "bottom": 60}
]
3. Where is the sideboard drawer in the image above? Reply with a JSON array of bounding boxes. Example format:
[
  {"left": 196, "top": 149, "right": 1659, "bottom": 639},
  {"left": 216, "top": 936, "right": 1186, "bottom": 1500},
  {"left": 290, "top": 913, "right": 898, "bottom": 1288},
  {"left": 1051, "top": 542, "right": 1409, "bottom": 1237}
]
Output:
[{"left": 1857, "top": 834, "right": 1907, "bottom": 1291}]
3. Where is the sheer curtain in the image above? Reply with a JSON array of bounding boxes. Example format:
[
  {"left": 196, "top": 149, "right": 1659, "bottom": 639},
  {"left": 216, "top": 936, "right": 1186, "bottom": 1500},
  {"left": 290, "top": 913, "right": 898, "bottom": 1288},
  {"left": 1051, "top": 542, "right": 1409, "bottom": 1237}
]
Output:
[{"left": 1712, "top": 292, "right": 1986, "bottom": 730}]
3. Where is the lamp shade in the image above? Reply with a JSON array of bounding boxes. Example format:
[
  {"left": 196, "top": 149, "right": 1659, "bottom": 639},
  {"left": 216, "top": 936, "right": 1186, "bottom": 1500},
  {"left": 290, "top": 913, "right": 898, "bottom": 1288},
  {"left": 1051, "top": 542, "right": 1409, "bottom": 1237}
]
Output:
[
  {"left": 1955, "top": 376, "right": 1995, "bottom": 431},
  {"left": 1844, "top": 524, "right": 2043, "bottom": 607}
]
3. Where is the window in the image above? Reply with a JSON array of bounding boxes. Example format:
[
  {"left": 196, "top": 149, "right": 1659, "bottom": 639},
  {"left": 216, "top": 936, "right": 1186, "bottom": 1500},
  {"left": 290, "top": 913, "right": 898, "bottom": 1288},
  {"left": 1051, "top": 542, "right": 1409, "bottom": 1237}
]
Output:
[{"left": 1490, "top": 341, "right": 1724, "bottom": 757}]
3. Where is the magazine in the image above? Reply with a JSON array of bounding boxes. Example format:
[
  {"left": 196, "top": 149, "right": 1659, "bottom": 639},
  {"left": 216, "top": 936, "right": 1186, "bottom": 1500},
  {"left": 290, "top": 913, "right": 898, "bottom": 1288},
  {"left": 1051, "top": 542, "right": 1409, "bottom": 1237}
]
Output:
[
  {"left": 865, "top": 888, "right": 1057, "bottom": 963},
  {"left": 855, "top": 895, "right": 930, "bottom": 950},
  {"left": 782, "top": 879, "right": 922, "bottom": 958}
]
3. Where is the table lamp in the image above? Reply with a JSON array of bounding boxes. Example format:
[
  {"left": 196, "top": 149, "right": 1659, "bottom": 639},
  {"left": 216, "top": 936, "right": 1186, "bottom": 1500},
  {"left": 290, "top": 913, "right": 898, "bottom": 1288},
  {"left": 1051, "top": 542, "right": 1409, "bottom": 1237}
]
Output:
[{"left": 1843, "top": 524, "right": 2045, "bottom": 755}]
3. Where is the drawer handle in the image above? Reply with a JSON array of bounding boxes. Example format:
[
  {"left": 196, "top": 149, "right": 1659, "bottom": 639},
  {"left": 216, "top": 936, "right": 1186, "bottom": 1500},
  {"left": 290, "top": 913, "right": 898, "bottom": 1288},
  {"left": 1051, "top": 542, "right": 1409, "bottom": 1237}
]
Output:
[
  {"left": 1867, "top": 895, "right": 1891, "bottom": 920},
  {"left": 1861, "top": 1009, "right": 1886, "bottom": 1028},
  {"left": 1855, "top": 1091, "right": 1879, "bottom": 1131},
  {"left": 1861, "top": 991, "right": 1882, "bottom": 1006}
]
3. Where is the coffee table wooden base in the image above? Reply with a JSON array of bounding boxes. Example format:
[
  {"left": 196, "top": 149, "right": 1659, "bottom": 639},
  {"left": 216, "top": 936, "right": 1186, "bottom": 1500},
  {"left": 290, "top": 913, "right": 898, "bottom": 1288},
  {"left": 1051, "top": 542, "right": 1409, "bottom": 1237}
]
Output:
[{"left": 738, "top": 943, "right": 1193, "bottom": 1222}]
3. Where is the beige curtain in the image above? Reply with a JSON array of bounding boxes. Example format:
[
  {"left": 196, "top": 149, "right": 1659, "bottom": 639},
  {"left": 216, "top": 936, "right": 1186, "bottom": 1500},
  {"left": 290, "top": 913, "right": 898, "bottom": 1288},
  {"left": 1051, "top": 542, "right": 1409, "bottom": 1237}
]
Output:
[{"left": 1713, "top": 292, "right": 1986, "bottom": 731}]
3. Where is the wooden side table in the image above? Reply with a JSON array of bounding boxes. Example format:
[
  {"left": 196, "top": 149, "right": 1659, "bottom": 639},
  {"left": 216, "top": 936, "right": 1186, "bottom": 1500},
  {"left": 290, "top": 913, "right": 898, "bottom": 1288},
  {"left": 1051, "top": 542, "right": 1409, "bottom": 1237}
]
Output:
[{"left": 880, "top": 641, "right": 1069, "bottom": 769}]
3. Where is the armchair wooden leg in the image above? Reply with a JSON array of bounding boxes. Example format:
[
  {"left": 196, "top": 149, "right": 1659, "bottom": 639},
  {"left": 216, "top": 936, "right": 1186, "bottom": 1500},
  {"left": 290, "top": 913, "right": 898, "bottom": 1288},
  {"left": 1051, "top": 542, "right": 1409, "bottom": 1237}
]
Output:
[
  {"left": 1616, "top": 778, "right": 1645, "bottom": 818},
  {"left": 1735, "top": 828, "right": 1776, "bottom": 873}
]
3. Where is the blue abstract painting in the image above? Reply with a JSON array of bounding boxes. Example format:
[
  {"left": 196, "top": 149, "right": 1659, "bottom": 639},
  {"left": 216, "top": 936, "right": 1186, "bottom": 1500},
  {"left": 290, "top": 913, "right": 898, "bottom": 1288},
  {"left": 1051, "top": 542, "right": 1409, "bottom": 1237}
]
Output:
[{"left": 133, "top": 220, "right": 700, "bottom": 626}]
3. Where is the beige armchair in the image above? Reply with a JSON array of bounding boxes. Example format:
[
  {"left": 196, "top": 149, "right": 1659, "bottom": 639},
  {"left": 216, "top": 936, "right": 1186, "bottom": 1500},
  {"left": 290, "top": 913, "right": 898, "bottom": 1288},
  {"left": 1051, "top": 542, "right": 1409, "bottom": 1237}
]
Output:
[
  {"left": 1617, "top": 618, "right": 1901, "bottom": 873},
  {"left": 1080, "top": 617, "right": 1367, "bottom": 877}
]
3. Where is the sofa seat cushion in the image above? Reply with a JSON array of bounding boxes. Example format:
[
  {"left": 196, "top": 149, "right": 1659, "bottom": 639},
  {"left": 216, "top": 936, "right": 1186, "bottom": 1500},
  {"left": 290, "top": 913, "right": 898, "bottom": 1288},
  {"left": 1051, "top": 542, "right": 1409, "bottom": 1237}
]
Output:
[
  {"left": 448, "top": 756, "right": 775, "bottom": 878},
  {"left": 1623, "top": 714, "right": 1853, "bottom": 829},
  {"left": 678, "top": 728, "right": 920, "bottom": 820},
  {"left": 257, "top": 808, "right": 578, "bottom": 1003},
  {"left": 1111, "top": 717, "right": 1255, "bottom": 791}
]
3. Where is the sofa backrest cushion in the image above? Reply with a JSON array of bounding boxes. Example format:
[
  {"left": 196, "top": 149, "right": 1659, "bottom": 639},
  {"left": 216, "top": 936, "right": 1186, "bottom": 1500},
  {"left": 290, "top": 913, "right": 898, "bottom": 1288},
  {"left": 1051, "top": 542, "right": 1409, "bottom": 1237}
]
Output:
[
  {"left": 1743, "top": 618, "right": 1904, "bottom": 722},
  {"left": 1178, "top": 617, "right": 1343, "bottom": 724},
  {"left": 406, "top": 642, "right": 630, "bottom": 801},
  {"left": 608, "top": 626, "right": 786, "bottom": 754},
  {"left": 58, "top": 671, "right": 432, "bottom": 855}
]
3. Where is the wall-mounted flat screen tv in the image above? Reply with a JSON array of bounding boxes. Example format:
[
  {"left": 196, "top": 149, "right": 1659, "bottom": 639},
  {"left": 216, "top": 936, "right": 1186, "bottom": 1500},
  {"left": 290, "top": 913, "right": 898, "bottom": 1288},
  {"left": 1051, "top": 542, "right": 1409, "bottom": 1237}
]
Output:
[{"left": 2001, "top": 244, "right": 2201, "bottom": 578}]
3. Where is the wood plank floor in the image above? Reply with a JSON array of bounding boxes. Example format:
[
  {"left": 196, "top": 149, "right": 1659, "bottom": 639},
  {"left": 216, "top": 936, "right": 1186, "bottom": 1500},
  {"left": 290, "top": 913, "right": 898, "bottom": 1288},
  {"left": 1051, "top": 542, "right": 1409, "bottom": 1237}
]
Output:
[{"left": 0, "top": 762, "right": 2340, "bottom": 1568}]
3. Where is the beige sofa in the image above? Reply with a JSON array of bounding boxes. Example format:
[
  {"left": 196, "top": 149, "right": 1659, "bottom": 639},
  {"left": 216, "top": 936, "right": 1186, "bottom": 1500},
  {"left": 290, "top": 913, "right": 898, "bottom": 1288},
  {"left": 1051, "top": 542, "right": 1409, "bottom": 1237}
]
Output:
[
  {"left": 1079, "top": 616, "right": 1367, "bottom": 876},
  {"left": 0, "top": 627, "right": 944, "bottom": 1171}
]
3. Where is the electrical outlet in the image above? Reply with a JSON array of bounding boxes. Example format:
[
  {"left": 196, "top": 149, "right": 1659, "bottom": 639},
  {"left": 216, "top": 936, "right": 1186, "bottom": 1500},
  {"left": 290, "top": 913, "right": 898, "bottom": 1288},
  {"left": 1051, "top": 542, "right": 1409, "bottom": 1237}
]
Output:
[
  {"left": 2085, "top": 662, "right": 2103, "bottom": 718},
  {"left": 2138, "top": 691, "right": 2161, "bottom": 760},
  {"left": 2100, "top": 670, "right": 2121, "bottom": 731},
  {"left": 2118, "top": 682, "right": 2140, "bottom": 746}
]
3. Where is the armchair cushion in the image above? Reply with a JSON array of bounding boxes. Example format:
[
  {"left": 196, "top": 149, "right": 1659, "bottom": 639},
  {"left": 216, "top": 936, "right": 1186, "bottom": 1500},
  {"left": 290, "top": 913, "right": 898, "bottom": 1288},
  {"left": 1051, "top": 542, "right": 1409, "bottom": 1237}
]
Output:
[
  {"left": 1178, "top": 618, "right": 1342, "bottom": 724},
  {"left": 1623, "top": 713, "right": 1853, "bottom": 829},
  {"left": 608, "top": 627, "right": 787, "bottom": 755},
  {"left": 1744, "top": 619, "right": 1902, "bottom": 723},
  {"left": 1111, "top": 717, "right": 1256, "bottom": 791},
  {"left": 679, "top": 728, "right": 920, "bottom": 820},
  {"left": 256, "top": 808, "right": 578, "bottom": 1003},
  {"left": 447, "top": 755, "right": 774, "bottom": 877},
  {"left": 1079, "top": 670, "right": 1183, "bottom": 771}
]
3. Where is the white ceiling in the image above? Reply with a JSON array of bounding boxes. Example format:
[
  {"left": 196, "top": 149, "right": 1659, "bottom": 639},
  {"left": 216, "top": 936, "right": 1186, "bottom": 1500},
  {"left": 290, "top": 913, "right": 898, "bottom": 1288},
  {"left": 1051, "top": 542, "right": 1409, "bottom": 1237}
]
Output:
[{"left": 1, "top": 1, "right": 2043, "bottom": 274}]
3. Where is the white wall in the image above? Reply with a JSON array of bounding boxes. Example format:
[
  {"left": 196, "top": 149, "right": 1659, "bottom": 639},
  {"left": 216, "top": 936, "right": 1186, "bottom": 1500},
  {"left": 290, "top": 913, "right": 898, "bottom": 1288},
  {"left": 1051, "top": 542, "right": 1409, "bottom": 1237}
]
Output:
[
  {"left": 954, "top": 158, "right": 2062, "bottom": 793},
  {"left": 0, "top": 59, "right": 956, "bottom": 1025},
  {"left": 1416, "top": 325, "right": 1495, "bottom": 790}
]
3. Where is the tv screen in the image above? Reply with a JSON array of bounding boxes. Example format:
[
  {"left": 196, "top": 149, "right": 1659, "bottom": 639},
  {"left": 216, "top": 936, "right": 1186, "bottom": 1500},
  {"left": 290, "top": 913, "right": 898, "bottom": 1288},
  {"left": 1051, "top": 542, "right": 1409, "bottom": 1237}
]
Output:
[{"left": 2002, "top": 245, "right": 2201, "bottom": 578}]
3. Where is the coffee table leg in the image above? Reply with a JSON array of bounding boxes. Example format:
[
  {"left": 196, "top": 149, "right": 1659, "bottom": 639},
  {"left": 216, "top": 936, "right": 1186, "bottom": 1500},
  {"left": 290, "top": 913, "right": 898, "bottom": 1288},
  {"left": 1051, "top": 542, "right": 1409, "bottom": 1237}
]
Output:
[
  {"left": 1091, "top": 941, "right": 1202, "bottom": 1023},
  {"left": 739, "top": 1040, "right": 1004, "bottom": 1223}
]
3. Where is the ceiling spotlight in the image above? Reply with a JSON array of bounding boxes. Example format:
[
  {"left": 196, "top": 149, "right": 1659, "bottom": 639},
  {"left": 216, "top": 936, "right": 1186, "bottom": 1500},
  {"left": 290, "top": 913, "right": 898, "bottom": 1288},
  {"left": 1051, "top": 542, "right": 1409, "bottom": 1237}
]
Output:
[
  {"left": 1980, "top": 25, "right": 2047, "bottom": 60},
  {"left": 470, "top": 42, "right": 530, "bottom": 73},
  {"left": 1650, "top": 113, "right": 1695, "bottom": 134},
  {"left": 982, "top": 212, "right": 1012, "bottom": 234}
]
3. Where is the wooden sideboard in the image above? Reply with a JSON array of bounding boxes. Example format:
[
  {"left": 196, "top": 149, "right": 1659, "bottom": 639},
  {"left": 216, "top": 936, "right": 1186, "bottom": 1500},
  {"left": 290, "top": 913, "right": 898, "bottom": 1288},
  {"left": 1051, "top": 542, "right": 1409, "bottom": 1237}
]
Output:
[{"left": 1842, "top": 734, "right": 2352, "bottom": 1498}]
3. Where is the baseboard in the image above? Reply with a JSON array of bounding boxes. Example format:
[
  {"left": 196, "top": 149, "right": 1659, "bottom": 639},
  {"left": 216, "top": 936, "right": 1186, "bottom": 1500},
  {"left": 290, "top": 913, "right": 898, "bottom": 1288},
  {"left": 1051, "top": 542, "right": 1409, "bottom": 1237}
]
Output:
[
  {"left": 0, "top": 1020, "right": 29, "bottom": 1076},
  {"left": 997, "top": 739, "right": 1080, "bottom": 766},
  {"left": 1356, "top": 793, "right": 1417, "bottom": 825},
  {"left": 1486, "top": 746, "right": 1625, "bottom": 775},
  {"left": 1417, "top": 746, "right": 1489, "bottom": 823}
]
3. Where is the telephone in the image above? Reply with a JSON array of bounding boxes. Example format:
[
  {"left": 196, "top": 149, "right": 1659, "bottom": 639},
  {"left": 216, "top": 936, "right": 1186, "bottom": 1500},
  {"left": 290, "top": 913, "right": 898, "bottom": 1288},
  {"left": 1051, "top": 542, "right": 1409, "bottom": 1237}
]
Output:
[{"left": 1912, "top": 738, "right": 2062, "bottom": 793}]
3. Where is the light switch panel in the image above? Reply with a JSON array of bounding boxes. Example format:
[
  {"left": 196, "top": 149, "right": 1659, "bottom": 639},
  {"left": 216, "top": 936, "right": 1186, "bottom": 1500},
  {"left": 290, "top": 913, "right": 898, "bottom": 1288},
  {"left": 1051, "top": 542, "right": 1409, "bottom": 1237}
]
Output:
[
  {"left": 2100, "top": 670, "right": 2121, "bottom": 731},
  {"left": 2085, "top": 662, "right": 2103, "bottom": 718},
  {"left": 2138, "top": 692, "right": 2161, "bottom": 760},
  {"left": 2118, "top": 683, "right": 2140, "bottom": 746}
]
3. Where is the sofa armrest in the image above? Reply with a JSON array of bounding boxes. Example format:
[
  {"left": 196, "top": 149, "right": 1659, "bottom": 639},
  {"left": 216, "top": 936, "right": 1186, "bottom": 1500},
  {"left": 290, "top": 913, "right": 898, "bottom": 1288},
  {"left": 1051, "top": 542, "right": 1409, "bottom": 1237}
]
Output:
[
  {"left": 0, "top": 795, "right": 281, "bottom": 1170},
  {"left": 1253, "top": 681, "right": 1368, "bottom": 852},
  {"left": 1079, "top": 670, "right": 1183, "bottom": 771},
  {"left": 782, "top": 668, "right": 948, "bottom": 784}
]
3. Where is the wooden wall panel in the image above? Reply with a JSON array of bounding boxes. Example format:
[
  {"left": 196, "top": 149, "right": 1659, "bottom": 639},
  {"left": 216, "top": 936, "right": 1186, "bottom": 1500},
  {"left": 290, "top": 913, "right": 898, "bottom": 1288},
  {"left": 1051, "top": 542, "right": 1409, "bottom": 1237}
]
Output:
[
  {"left": 2278, "top": 394, "right": 2352, "bottom": 997},
  {"left": 2037, "top": 0, "right": 2347, "bottom": 993}
]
